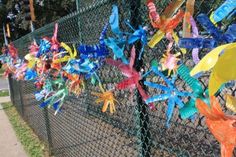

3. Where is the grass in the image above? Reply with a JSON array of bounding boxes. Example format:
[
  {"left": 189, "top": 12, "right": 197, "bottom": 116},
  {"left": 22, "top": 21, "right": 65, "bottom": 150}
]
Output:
[
  {"left": 0, "top": 68, "right": 5, "bottom": 75},
  {"left": 2, "top": 102, "right": 49, "bottom": 157},
  {"left": 0, "top": 90, "right": 9, "bottom": 97}
]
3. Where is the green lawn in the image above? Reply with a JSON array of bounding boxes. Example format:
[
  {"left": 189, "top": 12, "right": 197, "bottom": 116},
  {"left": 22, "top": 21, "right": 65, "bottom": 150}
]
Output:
[
  {"left": 0, "top": 68, "right": 5, "bottom": 75},
  {"left": 0, "top": 90, "right": 9, "bottom": 97},
  {"left": 2, "top": 102, "right": 49, "bottom": 157}
]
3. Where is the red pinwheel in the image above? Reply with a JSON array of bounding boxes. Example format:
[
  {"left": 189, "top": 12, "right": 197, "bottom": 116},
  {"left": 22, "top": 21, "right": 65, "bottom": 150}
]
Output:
[
  {"left": 106, "top": 46, "right": 155, "bottom": 110},
  {"left": 8, "top": 43, "right": 18, "bottom": 60}
]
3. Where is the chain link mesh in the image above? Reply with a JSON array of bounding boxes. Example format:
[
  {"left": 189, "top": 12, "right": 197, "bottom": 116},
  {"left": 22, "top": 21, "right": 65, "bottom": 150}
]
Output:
[{"left": 9, "top": 0, "right": 236, "bottom": 156}]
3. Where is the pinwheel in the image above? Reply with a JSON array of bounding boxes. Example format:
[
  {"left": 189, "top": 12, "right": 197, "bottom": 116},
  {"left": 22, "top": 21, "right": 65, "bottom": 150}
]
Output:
[
  {"left": 196, "top": 96, "right": 236, "bottom": 157},
  {"left": 179, "top": 14, "right": 236, "bottom": 51},
  {"left": 147, "top": 0, "right": 186, "bottom": 55},
  {"left": 24, "top": 69, "right": 37, "bottom": 81},
  {"left": 106, "top": 46, "right": 155, "bottom": 110},
  {"left": 91, "top": 84, "right": 118, "bottom": 113},
  {"left": 190, "top": 42, "right": 235, "bottom": 76},
  {"left": 209, "top": 43, "right": 236, "bottom": 95},
  {"left": 36, "top": 38, "right": 51, "bottom": 58},
  {"left": 189, "top": 43, "right": 236, "bottom": 96},
  {"left": 160, "top": 51, "right": 180, "bottom": 76},
  {"left": 79, "top": 24, "right": 109, "bottom": 60},
  {"left": 104, "top": 5, "right": 128, "bottom": 64},
  {"left": 50, "top": 23, "right": 60, "bottom": 51},
  {"left": 63, "top": 58, "right": 103, "bottom": 84},
  {"left": 125, "top": 21, "right": 148, "bottom": 60},
  {"left": 14, "top": 63, "right": 27, "bottom": 80},
  {"left": 51, "top": 42, "right": 77, "bottom": 72},
  {"left": 40, "top": 77, "right": 68, "bottom": 114},
  {"left": 35, "top": 79, "right": 53, "bottom": 101},
  {"left": 7, "top": 43, "right": 19, "bottom": 60},
  {"left": 210, "top": 0, "right": 236, "bottom": 24},
  {"left": 177, "top": 64, "right": 209, "bottom": 119},
  {"left": 63, "top": 72, "right": 85, "bottom": 95},
  {"left": 144, "top": 63, "right": 192, "bottom": 126}
]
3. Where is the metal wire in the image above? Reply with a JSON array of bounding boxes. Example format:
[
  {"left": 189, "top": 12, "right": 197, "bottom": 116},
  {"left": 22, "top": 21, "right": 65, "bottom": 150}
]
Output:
[{"left": 10, "top": 0, "right": 236, "bottom": 157}]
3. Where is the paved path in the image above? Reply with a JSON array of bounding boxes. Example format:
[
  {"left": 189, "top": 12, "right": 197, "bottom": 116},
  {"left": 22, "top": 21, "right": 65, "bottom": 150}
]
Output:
[
  {"left": 0, "top": 104, "right": 28, "bottom": 157},
  {"left": 0, "top": 77, "right": 8, "bottom": 90},
  {"left": 0, "top": 96, "right": 10, "bottom": 103}
]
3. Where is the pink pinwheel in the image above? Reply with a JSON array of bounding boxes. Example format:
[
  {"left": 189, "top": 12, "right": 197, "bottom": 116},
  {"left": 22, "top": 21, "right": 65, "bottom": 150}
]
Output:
[
  {"left": 106, "top": 46, "right": 155, "bottom": 110},
  {"left": 8, "top": 43, "right": 18, "bottom": 61},
  {"left": 29, "top": 40, "right": 39, "bottom": 56},
  {"left": 50, "top": 23, "right": 60, "bottom": 51}
]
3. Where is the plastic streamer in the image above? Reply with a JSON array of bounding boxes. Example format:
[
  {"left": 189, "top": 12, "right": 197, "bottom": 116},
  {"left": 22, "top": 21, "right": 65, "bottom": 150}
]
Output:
[{"left": 196, "top": 96, "right": 236, "bottom": 157}]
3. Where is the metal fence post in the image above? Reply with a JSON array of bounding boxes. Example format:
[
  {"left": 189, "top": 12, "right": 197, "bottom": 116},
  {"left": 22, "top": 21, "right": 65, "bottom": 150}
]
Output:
[
  {"left": 43, "top": 107, "right": 54, "bottom": 155},
  {"left": 18, "top": 81, "right": 25, "bottom": 116},
  {"left": 129, "top": 1, "right": 151, "bottom": 157},
  {"left": 8, "top": 74, "right": 13, "bottom": 103}
]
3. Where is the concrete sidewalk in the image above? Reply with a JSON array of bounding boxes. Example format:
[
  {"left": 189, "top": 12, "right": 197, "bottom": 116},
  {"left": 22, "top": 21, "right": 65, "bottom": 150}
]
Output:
[
  {"left": 0, "top": 96, "right": 10, "bottom": 103},
  {"left": 0, "top": 103, "right": 28, "bottom": 157}
]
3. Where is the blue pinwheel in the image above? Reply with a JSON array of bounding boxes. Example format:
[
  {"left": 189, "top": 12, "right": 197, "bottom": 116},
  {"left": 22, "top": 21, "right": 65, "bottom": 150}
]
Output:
[
  {"left": 37, "top": 38, "right": 51, "bottom": 58},
  {"left": 144, "top": 64, "right": 192, "bottom": 127},
  {"left": 79, "top": 24, "right": 109, "bottom": 60},
  {"left": 24, "top": 69, "right": 37, "bottom": 81},
  {"left": 125, "top": 20, "right": 148, "bottom": 60},
  {"left": 63, "top": 58, "right": 103, "bottom": 84},
  {"left": 104, "top": 5, "right": 128, "bottom": 64}
]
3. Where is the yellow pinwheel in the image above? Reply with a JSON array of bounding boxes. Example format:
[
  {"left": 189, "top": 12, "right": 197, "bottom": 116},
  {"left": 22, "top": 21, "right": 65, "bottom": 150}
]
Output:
[
  {"left": 209, "top": 44, "right": 236, "bottom": 95},
  {"left": 53, "top": 42, "right": 77, "bottom": 64},
  {"left": 25, "top": 53, "right": 39, "bottom": 69},
  {"left": 190, "top": 43, "right": 235, "bottom": 76}
]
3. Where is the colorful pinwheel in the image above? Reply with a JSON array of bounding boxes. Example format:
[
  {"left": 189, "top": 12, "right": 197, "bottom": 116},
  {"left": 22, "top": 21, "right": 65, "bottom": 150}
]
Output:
[
  {"left": 104, "top": 5, "right": 128, "bottom": 64},
  {"left": 196, "top": 96, "right": 236, "bottom": 157},
  {"left": 147, "top": 0, "right": 186, "bottom": 55},
  {"left": 92, "top": 84, "right": 118, "bottom": 114},
  {"left": 79, "top": 24, "right": 109, "bottom": 60},
  {"left": 177, "top": 64, "right": 209, "bottom": 119},
  {"left": 106, "top": 46, "right": 155, "bottom": 110},
  {"left": 144, "top": 64, "right": 192, "bottom": 126},
  {"left": 39, "top": 77, "right": 68, "bottom": 115}
]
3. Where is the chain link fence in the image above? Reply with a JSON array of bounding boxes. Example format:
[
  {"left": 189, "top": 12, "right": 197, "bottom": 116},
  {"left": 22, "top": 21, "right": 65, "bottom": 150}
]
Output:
[{"left": 9, "top": 0, "right": 236, "bottom": 156}]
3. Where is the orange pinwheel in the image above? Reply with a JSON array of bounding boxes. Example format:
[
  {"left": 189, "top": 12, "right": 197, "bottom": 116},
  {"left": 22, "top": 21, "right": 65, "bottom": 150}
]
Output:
[
  {"left": 92, "top": 84, "right": 118, "bottom": 114},
  {"left": 196, "top": 96, "right": 236, "bottom": 157},
  {"left": 63, "top": 72, "right": 85, "bottom": 95}
]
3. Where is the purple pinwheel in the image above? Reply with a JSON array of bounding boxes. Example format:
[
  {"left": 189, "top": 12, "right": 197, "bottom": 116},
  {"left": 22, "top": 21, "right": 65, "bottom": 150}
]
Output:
[{"left": 144, "top": 64, "right": 192, "bottom": 127}]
